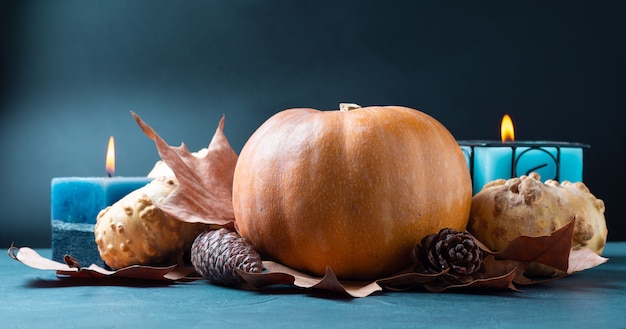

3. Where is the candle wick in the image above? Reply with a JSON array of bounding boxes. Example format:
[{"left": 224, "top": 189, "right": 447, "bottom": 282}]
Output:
[{"left": 107, "top": 172, "right": 112, "bottom": 178}]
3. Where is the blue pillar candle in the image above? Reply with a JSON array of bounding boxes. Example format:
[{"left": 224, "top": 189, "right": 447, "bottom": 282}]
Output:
[
  {"left": 459, "top": 141, "right": 588, "bottom": 194},
  {"left": 51, "top": 177, "right": 153, "bottom": 266},
  {"left": 51, "top": 136, "right": 153, "bottom": 266}
]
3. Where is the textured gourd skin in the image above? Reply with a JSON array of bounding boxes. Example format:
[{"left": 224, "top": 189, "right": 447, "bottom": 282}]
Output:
[
  {"left": 233, "top": 106, "right": 472, "bottom": 280},
  {"left": 468, "top": 173, "right": 608, "bottom": 276},
  {"left": 94, "top": 177, "right": 206, "bottom": 269}
]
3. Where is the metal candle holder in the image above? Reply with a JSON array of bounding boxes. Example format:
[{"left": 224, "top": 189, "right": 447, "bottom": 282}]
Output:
[{"left": 457, "top": 140, "right": 590, "bottom": 193}]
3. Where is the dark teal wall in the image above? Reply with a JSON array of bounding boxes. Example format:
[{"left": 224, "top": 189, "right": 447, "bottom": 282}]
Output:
[{"left": 2, "top": 0, "right": 625, "bottom": 246}]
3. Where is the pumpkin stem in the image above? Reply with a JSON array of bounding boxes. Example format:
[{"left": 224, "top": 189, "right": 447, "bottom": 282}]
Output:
[{"left": 339, "top": 103, "right": 361, "bottom": 112}]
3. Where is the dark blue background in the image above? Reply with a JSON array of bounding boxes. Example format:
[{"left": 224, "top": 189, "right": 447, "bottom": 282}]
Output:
[{"left": 2, "top": 0, "right": 625, "bottom": 247}]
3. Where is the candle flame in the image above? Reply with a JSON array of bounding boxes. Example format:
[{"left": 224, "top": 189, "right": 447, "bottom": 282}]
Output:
[
  {"left": 501, "top": 114, "right": 515, "bottom": 142},
  {"left": 106, "top": 136, "right": 115, "bottom": 177}
]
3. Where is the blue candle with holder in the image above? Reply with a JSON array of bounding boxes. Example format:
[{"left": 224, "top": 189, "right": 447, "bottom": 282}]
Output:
[{"left": 458, "top": 115, "right": 589, "bottom": 194}]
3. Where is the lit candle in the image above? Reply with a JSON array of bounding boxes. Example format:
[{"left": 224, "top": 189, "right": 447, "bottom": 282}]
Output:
[
  {"left": 459, "top": 115, "right": 588, "bottom": 194},
  {"left": 51, "top": 136, "right": 153, "bottom": 266}
]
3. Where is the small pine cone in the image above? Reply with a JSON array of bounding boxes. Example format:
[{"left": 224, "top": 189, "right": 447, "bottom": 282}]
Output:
[
  {"left": 415, "top": 228, "right": 483, "bottom": 284},
  {"left": 191, "top": 228, "right": 263, "bottom": 285}
]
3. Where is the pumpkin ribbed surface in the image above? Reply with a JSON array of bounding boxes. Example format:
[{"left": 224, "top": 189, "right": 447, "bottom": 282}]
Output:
[{"left": 233, "top": 105, "right": 471, "bottom": 280}]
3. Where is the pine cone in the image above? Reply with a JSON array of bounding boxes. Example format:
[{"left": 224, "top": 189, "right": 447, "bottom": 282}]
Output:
[
  {"left": 415, "top": 228, "right": 483, "bottom": 284},
  {"left": 191, "top": 228, "right": 263, "bottom": 285}
]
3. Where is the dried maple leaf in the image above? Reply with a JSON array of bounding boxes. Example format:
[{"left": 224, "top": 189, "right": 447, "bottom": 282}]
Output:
[
  {"left": 493, "top": 219, "right": 576, "bottom": 272},
  {"left": 132, "top": 112, "right": 238, "bottom": 227}
]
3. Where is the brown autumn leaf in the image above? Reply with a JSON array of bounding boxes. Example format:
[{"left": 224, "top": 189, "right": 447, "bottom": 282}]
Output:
[
  {"left": 493, "top": 219, "right": 576, "bottom": 272},
  {"left": 376, "top": 268, "right": 446, "bottom": 291},
  {"left": 8, "top": 246, "right": 199, "bottom": 282},
  {"left": 483, "top": 219, "right": 607, "bottom": 284},
  {"left": 567, "top": 247, "right": 608, "bottom": 274},
  {"left": 237, "top": 261, "right": 383, "bottom": 298},
  {"left": 423, "top": 267, "right": 521, "bottom": 293},
  {"left": 313, "top": 267, "right": 383, "bottom": 297},
  {"left": 132, "top": 112, "right": 238, "bottom": 227},
  {"left": 238, "top": 257, "right": 521, "bottom": 296}
]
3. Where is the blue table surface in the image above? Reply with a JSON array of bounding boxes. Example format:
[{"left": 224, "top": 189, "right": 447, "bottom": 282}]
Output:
[{"left": 2, "top": 244, "right": 625, "bottom": 329}]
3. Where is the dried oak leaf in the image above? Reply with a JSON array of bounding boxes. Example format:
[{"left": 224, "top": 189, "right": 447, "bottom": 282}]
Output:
[
  {"left": 132, "top": 112, "right": 238, "bottom": 227},
  {"left": 8, "top": 246, "right": 199, "bottom": 282}
]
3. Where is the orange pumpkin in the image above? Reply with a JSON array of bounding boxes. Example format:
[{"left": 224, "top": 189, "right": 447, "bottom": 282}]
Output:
[{"left": 233, "top": 104, "right": 472, "bottom": 280}]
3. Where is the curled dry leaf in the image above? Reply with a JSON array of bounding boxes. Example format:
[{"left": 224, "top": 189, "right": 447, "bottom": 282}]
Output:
[
  {"left": 237, "top": 261, "right": 383, "bottom": 298},
  {"left": 567, "top": 247, "right": 608, "bottom": 274},
  {"left": 376, "top": 269, "right": 447, "bottom": 292},
  {"left": 423, "top": 268, "right": 521, "bottom": 293},
  {"left": 132, "top": 112, "right": 238, "bottom": 227},
  {"left": 8, "top": 246, "right": 199, "bottom": 282}
]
